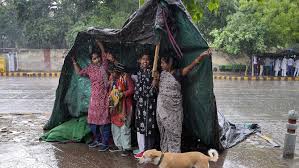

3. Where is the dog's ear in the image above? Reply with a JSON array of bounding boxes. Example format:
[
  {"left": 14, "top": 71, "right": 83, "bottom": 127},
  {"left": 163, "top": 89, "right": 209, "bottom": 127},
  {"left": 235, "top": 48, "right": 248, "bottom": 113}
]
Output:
[{"left": 149, "top": 150, "right": 161, "bottom": 158}]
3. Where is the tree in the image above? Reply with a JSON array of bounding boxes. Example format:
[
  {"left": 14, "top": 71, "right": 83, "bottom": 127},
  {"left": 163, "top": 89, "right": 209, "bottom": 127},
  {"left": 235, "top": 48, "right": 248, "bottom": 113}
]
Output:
[
  {"left": 1, "top": 0, "right": 221, "bottom": 49},
  {"left": 182, "top": 0, "right": 220, "bottom": 21},
  {"left": 1, "top": 0, "right": 139, "bottom": 48},
  {"left": 65, "top": 0, "right": 138, "bottom": 46},
  {"left": 196, "top": 0, "right": 238, "bottom": 43},
  {"left": 260, "top": 0, "right": 299, "bottom": 47},
  {"left": 139, "top": 0, "right": 220, "bottom": 21},
  {"left": 210, "top": 0, "right": 299, "bottom": 56},
  {"left": 13, "top": 0, "right": 69, "bottom": 48},
  {"left": 0, "top": 0, "right": 23, "bottom": 48}
]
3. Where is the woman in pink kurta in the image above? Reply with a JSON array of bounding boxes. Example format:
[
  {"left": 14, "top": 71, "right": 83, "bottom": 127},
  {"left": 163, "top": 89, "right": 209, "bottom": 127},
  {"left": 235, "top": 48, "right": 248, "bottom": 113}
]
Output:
[{"left": 72, "top": 40, "right": 114, "bottom": 152}]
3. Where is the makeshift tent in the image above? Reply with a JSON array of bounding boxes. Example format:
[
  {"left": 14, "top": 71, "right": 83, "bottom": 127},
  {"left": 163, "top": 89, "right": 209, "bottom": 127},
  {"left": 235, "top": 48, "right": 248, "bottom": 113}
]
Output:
[
  {"left": 43, "top": 0, "right": 259, "bottom": 151},
  {"left": 40, "top": 116, "right": 91, "bottom": 142}
]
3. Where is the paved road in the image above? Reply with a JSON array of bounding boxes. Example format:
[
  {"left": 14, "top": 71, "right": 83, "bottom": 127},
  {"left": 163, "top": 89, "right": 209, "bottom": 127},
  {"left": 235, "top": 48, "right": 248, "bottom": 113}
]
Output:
[
  {"left": 0, "top": 78, "right": 298, "bottom": 168},
  {"left": 1, "top": 78, "right": 297, "bottom": 116},
  {"left": 214, "top": 80, "right": 299, "bottom": 121},
  {"left": 214, "top": 80, "right": 299, "bottom": 162},
  {"left": 0, "top": 77, "right": 58, "bottom": 114}
]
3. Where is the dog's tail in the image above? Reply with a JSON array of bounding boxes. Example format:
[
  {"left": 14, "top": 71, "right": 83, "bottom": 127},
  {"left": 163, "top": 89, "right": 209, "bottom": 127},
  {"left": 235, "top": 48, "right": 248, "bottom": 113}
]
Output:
[{"left": 208, "top": 149, "right": 219, "bottom": 162}]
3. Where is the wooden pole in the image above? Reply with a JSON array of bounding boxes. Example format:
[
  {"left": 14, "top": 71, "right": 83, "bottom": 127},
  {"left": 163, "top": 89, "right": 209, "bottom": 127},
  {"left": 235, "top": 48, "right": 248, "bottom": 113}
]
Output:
[{"left": 152, "top": 42, "right": 160, "bottom": 77}]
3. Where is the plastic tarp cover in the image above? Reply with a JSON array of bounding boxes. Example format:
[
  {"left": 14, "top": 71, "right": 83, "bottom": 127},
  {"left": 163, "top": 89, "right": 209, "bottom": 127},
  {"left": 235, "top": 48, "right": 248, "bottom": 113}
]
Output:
[
  {"left": 218, "top": 112, "right": 260, "bottom": 149},
  {"left": 41, "top": 116, "right": 91, "bottom": 142},
  {"left": 43, "top": 0, "right": 259, "bottom": 151}
]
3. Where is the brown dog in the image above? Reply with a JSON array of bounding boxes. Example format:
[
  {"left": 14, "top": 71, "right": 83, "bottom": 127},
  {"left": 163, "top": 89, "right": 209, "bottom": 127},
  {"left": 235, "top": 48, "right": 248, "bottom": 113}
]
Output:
[{"left": 139, "top": 149, "right": 218, "bottom": 168}]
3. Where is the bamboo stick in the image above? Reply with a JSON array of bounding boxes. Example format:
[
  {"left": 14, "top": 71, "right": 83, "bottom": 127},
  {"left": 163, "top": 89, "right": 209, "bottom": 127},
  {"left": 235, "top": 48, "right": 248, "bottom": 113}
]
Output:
[{"left": 152, "top": 42, "right": 160, "bottom": 77}]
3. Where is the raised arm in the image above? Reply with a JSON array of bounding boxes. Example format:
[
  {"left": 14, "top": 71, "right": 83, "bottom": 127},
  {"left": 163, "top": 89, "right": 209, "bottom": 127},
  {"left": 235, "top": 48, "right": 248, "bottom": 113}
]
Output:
[
  {"left": 95, "top": 39, "right": 118, "bottom": 62},
  {"left": 181, "top": 48, "right": 212, "bottom": 76},
  {"left": 72, "top": 57, "right": 82, "bottom": 74},
  {"left": 96, "top": 39, "right": 118, "bottom": 72},
  {"left": 96, "top": 39, "right": 105, "bottom": 57}
]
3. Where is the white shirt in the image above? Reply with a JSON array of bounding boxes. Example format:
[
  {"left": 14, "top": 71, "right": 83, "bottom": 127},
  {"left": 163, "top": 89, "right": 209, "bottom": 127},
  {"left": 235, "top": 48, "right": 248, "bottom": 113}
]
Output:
[
  {"left": 281, "top": 58, "right": 287, "bottom": 69},
  {"left": 274, "top": 59, "right": 281, "bottom": 71},
  {"left": 287, "top": 58, "right": 294, "bottom": 66},
  {"left": 253, "top": 56, "right": 257, "bottom": 64},
  {"left": 295, "top": 60, "right": 299, "bottom": 68}
]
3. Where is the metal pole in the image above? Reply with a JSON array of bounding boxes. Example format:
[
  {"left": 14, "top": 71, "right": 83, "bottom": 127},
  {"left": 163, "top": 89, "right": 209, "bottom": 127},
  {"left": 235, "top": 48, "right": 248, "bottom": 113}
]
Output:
[{"left": 283, "top": 110, "right": 298, "bottom": 159}]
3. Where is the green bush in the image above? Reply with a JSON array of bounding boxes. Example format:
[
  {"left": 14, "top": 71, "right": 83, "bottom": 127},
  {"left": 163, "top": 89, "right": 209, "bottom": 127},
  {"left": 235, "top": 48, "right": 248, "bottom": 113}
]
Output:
[{"left": 219, "top": 64, "right": 246, "bottom": 72}]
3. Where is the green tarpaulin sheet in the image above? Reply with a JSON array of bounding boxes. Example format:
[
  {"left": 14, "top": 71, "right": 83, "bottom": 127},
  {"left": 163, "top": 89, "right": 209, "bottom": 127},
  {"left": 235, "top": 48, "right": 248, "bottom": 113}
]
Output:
[
  {"left": 43, "top": 0, "right": 222, "bottom": 151},
  {"left": 41, "top": 116, "right": 91, "bottom": 142}
]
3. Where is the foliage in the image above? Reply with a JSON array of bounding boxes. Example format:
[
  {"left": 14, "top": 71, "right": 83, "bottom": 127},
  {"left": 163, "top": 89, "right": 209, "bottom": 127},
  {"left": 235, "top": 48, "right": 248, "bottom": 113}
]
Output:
[
  {"left": 196, "top": 0, "right": 238, "bottom": 43},
  {"left": 137, "top": 0, "right": 220, "bottom": 21},
  {"left": 210, "top": 0, "right": 299, "bottom": 56},
  {"left": 0, "top": 0, "right": 138, "bottom": 48},
  {"left": 218, "top": 64, "right": 246, "bottom": 72},
  {"left": 1, "top": 0, "right": 297, "bottom": 54},
  {"left": 1, "top": 0, "right": 219, "bottom": 48},
  {"left": 65, "top": 1, "right": 137, "bottom": 46},
  {"left": 0, "top": 0, "right": 22, "bottom": 48},
  {"left": 183, "top": 0, "right": 220, "bottom": 21}
]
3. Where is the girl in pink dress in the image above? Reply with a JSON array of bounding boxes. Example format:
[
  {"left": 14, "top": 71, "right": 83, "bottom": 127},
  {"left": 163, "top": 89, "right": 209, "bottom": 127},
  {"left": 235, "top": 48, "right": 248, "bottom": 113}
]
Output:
[{"left": 72, "top": 40, "right": 115, "bottom": 151}]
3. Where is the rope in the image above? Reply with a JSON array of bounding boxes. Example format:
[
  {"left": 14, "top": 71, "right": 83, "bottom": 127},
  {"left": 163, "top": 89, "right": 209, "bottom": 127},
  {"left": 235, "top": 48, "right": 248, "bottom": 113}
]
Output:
[{"left": 162, "top": 9, "right": 183, "bottom": 58}]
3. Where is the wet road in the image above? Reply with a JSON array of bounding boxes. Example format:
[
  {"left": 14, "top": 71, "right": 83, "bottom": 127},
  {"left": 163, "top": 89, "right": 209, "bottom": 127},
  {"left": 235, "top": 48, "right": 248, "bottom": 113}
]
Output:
[
  {"left": 0, "top": 78, "right": 58, "bottom": 114},
  {"left": 213, "top": 80, "right": 299, "bottom": 168},
  {"left": 0, "top": 77, "right": 299, "bottom": 168},
  {"left": 214, "top": 80, "right": 299, "bottom": 121}
]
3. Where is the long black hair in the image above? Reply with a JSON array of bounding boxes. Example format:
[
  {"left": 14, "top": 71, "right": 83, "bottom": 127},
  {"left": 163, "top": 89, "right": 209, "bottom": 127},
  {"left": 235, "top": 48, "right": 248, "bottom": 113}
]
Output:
[
  {"left": 89, "top": 51, "right": 101, "bottom": 60},
  {"left": 161, "top": 55, "right": 178, "bottom": 69}
]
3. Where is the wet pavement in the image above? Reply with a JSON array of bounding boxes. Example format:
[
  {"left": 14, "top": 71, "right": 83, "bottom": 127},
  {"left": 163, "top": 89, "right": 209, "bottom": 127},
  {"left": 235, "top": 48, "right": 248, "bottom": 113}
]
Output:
[
  {"left": 0, "top": 77, "right": 57, "bottom": 114},
  {"left": 213, "top": 80, "right": 299, "bottom": 168},
  {"left": 0, "top": 77, "right": 299, "bottom": 168},
  {"left": 214, "top": 80, "right": 299, "bottom": 151}
]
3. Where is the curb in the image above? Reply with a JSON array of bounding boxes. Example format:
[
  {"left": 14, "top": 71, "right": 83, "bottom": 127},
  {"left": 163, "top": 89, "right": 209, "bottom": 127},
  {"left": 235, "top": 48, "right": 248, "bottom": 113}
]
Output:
[
  {"left": 1, "top": 73, "right": 298, "bottom": 81},
  {"left": 214, "top": 76, "right": 299, "bottom": 81},
  {"left": 0, "top": 72, "right": 60, "bottom": 78}
]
